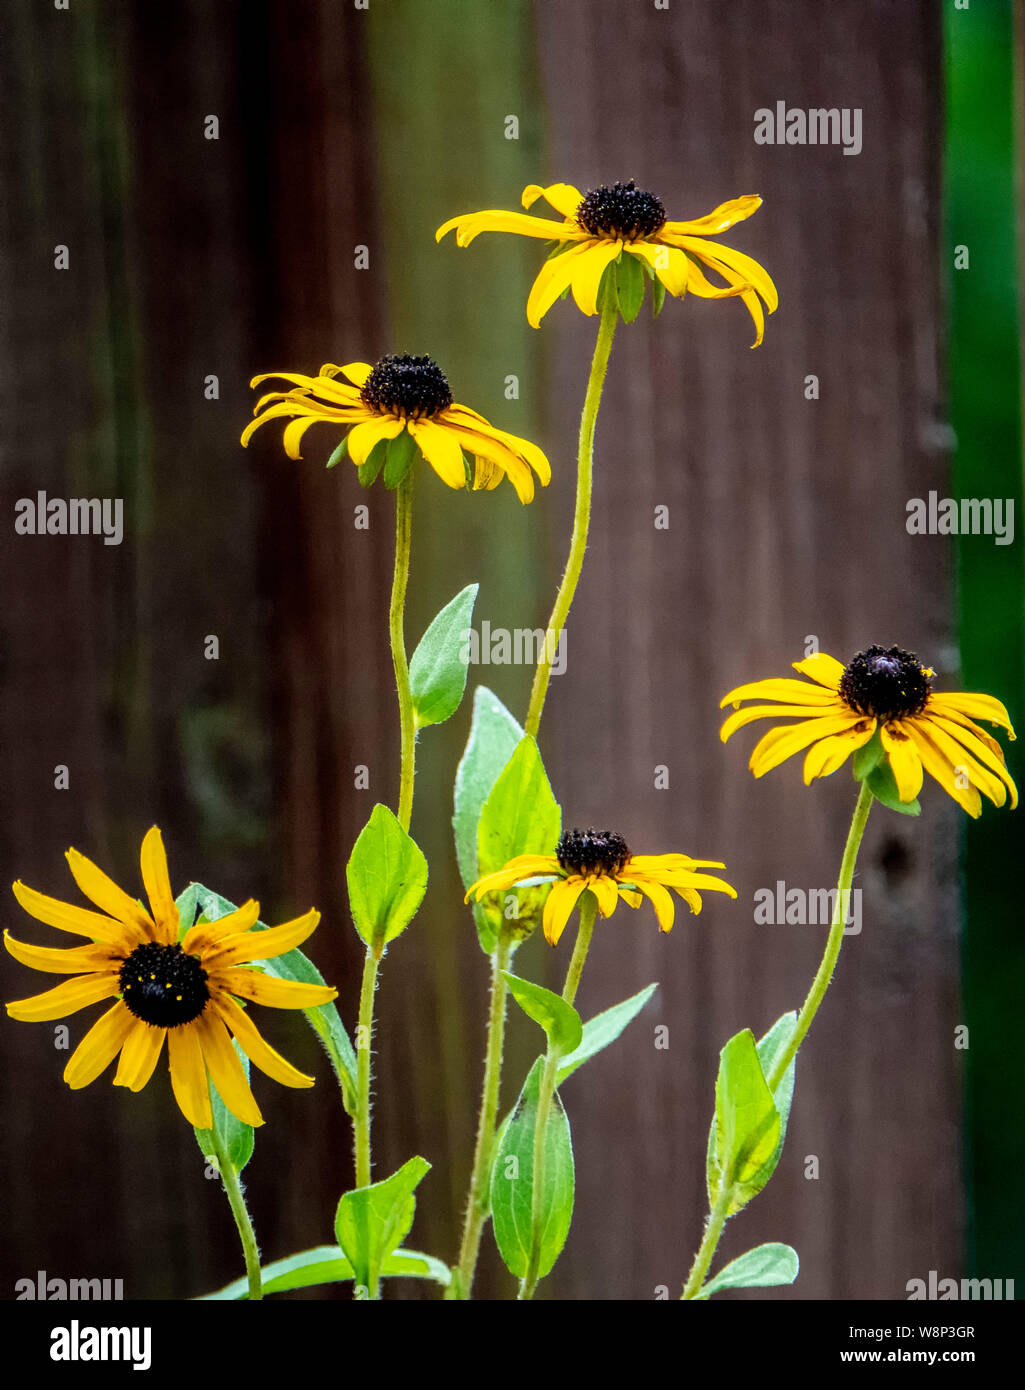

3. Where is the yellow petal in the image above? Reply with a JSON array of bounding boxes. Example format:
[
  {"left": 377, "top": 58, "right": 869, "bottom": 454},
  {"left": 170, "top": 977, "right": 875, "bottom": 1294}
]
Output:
[
  {"left": 281, "top": 416, "right": 327, "bottom": 460},
  {"left": 542, "top": 878, "right": 586, "bottom": 946},
  {"left": 570, "top": 239, "right": 623, "bottom": 315},
  {"left": 408, "top": 418, "right": 466, "bottom": 489},
  {"left": 114, "top": 1020, "right": 166, "bottom": 1092},
  {"left": 219, "top": 968, "right": 337, "bottom": 1009},
  {"left": 346, "top": 416, "right": 406, "bottom": 466},
  {"left": 183, "top": 899, "right": 261, "bottom": 956},
  {"left": 443, "top": 409, "right": 551, "bottom": 485},
  {"left": 140, "top": 827, "right": 179, "bottom": 945},
  {"left": 803, "top": 722, "right": 878, "bottom": 783},
  {"left": 11, "top": 881, "right": 132, "bottom": 945},
  {"left": 167, "top": 1024, "right": 213, "bottom": 1129},
  {"left": 522, "top": 183, "right": 584, "bottom": 218},
  {"left": 3, "top": 930, "right": 123, "bottom": 975},
  {"left": 65, "top": 847, "right": 154, "bottom": 936},
  {"left": 721, "top": 703, "right": 847, "bottom": 743},
  {"left": 918, "top": 716, "right": 1012, "bottom": 808},
  {"left": 720, "top": 677, "right": 836, "bottom": 709},
  {"left": 925, "top": 715, "right": 1017, "bottom": 808},
  {"left": 436, "top": 209, "right": 583, "bottom": 246},
  {"left": 904, "top": 722, "right": 982, "bottom": 817},
  {"left": 662, "top": 195, "right": 762, "bottom": 235},
  {"left": 195, "top": 1011, "right": 264, "bottom": 1127},
  {"left": 635, "top": 880, "right": 676, "bottom": 932},
  {"left": 526, "top": 242, "right": 598, "bottom": 327},
  {"left": 749, "top": 715, "right": 866, "bottom": 778},
  {"left": 7, "top": 971, "right": 121, "bottom": 1022},
  {"left": 213, "top": 993, "right": 315, "bottom": 1088},
  {"left": 63, "top": 1001, "right": 135, "bottom": 1089},
  {"left": 880, "top": 724, "right": 925, "bottom": 802},
  {"left": 337, "top": 362, "right": 374, "bottom": 387},
  {"left": 205, "top": 909, "right": 321, "bottom": 969},
  {"left": 627, "top": 242, "right": 696, "bottom": 299},
  {"left": 589, "top": 874, "right": 620, "bottom": 918},
  {"left": 671, "top": 236, "right": 778, "bottom": 312},
  {"left": 792, "top": 653, "right": 845, "bottom": 689},
  {"left": 928, "top": 692, "right": 1015, "bottom": 738},
  {"left": 444, "top": 426, "right": 534, "bottom": 503}
]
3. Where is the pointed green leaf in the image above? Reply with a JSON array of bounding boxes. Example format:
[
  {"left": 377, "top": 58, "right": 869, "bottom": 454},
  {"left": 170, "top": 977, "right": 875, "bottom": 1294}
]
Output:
[
  {"left": 490, "top": 1060, "right": 574, "bottom": 1282},
  {"left": 616, "top": 251, "right": 645, "bottom": 322},
  {"left": 174, "top": 882, "right": 199, "bottom": 942},
  {"left": 382, "top": 428, "right": 418, "bottom": 489},
  {"left": 359, "top": 436, "right": 389, "bottom": 488},
  {"left": 191, "top": 884, "right": 358, "bottom": 1116},
  {"left": 199, "top": 1244, "right": 450, "bottom": 1300},
  {"left": 346, "top": 804, "right": 429, "bottom": 951},
  {"left": 867, "top": 756, "right": 921, "bottom": 815},
  {"left": 706, "top": 1028, "right": 782, "bottom": 1216},
  {"left": 335, "top": 1156, "right": 431, "bottom": 1299},
  {"left": 409, "top": 583, "right": 479, "bottom": 729},
  {"left": 475, "top": 736, "right": 561, "bottom": 948},
  {"left": 852, "top": 725, "right": 885, "bottom": 780},
  {"left": 503, "top": 972, "right": 582, "bottom": 1055},
  {"left": 326, "top": 434, "right": 350, "bottom": 470},
  {"left": 651, "top": 277, "right": 666, "bottom": 317},
  {"left": 754, "top": 1011, "right": 798, "bottom": 1171},
  {"left": 696, "top": 1243, "right": 799, "bottom": 1300},
  {"left": 557, "top": 983, "right": 659, "bottom": 1083}
]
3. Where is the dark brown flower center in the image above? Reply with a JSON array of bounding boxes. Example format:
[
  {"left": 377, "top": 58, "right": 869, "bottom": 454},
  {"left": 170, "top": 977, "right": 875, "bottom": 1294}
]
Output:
[
  {"left": 576, "top": 181, "right": 666, "bottom": 240},
  {"left": 119, "top": 942, "right": 209, "bottom": 1028},
  {"left": 838, "top": 645, "right": 932, "bottom": 722},
  {"left": 360, "top": 354, "right": 453, "bottom": 418},
  {"left": 556, "top": 827, "right": 630, "bottom": 877}
]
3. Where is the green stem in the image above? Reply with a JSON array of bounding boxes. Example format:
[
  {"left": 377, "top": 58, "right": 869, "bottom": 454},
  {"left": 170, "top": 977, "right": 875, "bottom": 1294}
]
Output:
[
  {"left": 390, "top": 473, "right": 415, "bottom": 832},
  {"left": 524, "top": 299, "right": 618, "bottom": 740},
  {"left": 518, "top": 892, "right": 598, "bottom": 1300},
  {"left": 680, "top": 780, "right": 875, "bottom": 1299},
  {"left": 455, "top": 929, "right": 513, "bottom": 1298},
  {"left": 355, "top": 946, "right": 381, "bottom": 1190},
  {"left": 217, "top": 1151, "right": 262, "bottom": 1301}
]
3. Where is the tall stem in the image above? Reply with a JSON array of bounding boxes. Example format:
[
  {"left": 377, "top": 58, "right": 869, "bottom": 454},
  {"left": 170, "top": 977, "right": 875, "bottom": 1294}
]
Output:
[
  {"left": 355, "top": 946, "right": 381, "bottom": 1190},
  {"left": 524, "top": 300, "right": 618, "bottom": 740},
  {"left": 455, "top": 929, "right": 513, "bottom": 1297},
  {"left": 390, "top": 474, "right": 415, "bottom": 831},
  {"left": 519, "top": 892, "right": 598, "bottom": 1301},
  {"left": 217, "top": 1150, "right": 262, "bottom": 1301},
  {"left": 680, "top": 781, "right": 875, "bottom": 1299}
]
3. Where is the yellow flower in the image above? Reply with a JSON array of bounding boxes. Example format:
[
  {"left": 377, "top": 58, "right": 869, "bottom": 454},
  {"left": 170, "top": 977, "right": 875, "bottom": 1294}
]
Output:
[
  {"left": 5, "top": 827, "right": 337, "bottom": 1129},
  {"left": 242, "top": 353, "right": 550, "bottom": 504},
  {"left": 436, "top": 179, "right": 777, "bottom": 344},
  {"left": 466, "top": 828, "right": 736, "bottom": 945},
  {"left": 720, "top": 645, "right": 1017, "bottom": 818}
]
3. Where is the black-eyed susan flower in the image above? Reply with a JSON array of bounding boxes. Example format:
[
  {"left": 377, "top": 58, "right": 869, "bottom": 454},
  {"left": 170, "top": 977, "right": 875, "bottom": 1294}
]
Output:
[
  {"left": 242, "top": 353, "right": 551, "bottom": 504},
  {"left": 5, "top": 827, "right": 337, "bottom": 1129},
  {"left": 721, "top": 645, "right": 1018, "bottom": 818},
  {"left": 436, "top": 180, "right": 778, "bottom": 344},
  {"left": 466, "top": 827, "right": 736, "bottom": 945}
]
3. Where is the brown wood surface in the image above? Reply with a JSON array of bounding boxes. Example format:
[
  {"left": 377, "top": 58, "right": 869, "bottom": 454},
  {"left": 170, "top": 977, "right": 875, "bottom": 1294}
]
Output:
[{"left": 0, "top": 0, "right": 956, "bottom": 1300}]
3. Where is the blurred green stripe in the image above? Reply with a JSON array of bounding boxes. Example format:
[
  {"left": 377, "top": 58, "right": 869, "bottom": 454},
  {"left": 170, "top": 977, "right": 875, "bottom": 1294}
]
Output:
[{"left": 944, "top": 0, "right": 1025, "bottom": 1286}]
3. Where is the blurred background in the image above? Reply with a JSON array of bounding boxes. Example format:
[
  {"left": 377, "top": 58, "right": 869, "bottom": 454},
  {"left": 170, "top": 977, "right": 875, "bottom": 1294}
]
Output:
[{"left": 1, "top": 0, "right": 1021, "bottom": 1300}]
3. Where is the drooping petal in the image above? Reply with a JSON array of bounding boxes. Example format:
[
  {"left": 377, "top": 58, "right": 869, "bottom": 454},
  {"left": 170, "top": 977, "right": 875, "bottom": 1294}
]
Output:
[
  {"left": 63, "top": 1002, "right": 136, "bottom": 1089},
  {"left": 749, "top": 715, "right": 867, "bottom": 778},
  {"left": 205, "top": 909, "right": 321, "bottom": 969},
  {"left": 213, "top": 993, "right": 315, "bottom": 1088},
  {"left": 6, "top": 971, "right": 121, "bottom": 1022},
  {"left": 634, "top": 880, "right": 676, "bottom": 932},
  {"left": 803, "top": 721, "right": 878, "bottom": 783},
  {"left": 522, "top": 183, "right": 584, "bottom": 218},
  {"left": 466, "top": 856, "right": 562, "bottom": 900},
  {"left": 928, "top": 692, "right": 1016, "bottom": 738},
  {"left": 662, "top": 195, "right": 762, "bottom": 236},
  {"left": 589, "top": 874, "right": 620, "bottom": 918},
  {"left": 345, "top": 416, "right": 406, "bottom": 466},
  {"left": 281, "top": 416, "right": 328, "bottom": 460},
  {"left": 167, "top": 1024, "right": 213, "bottom": 1129},
  {"left": 925, "top": 715, "right": 1017, "bottom": 808},
  {"left": 3, "top": 930, "right": 123, "bottom": 975},
  {"left": 140, "top": 827, "right": 179, "bottom": 945},
  {"left": 792, "top": 654, "right": 846, "bottom": 689},
  {"left": 11, "top": 881, "right": 132, "bottom": 946},
  {"left": 917, "top": 717, "right": 1010, "bottom": 808},
  {"left": 114, "top": 1020, "right": 166, "bottom": 1092},
  {"left": 671, "top": 236, "right": 779, "bottom": 313},
  {"left": 720, "top": 677, "right": 837, "bottom": 709},
  {"left": 408, "top": 419, "right": 467, "bottom": 489},
  {"left": 879, "top": 724, "right": 925, "bottom": 802},
  {"left": 626, "top": 242, "right": 697, "bottom": 299},
  {"left": 443, "top": 426, "right": 535, "bottom": 503},
  {"left": 904, "top": 722, "right": 982, "bottom": 817},
  {"left": 721, "top": 703, "right": 848, "bottom": 742},
  {"left": 542, "top": 878, "right": 587, "bottom": 946},
  {"left": 337, "top": 362, "right": 374, "bottom": 387},
  {"left": 569, "top": 239, "right": 623, "bottom": 315},
  {"left": 194, "top": 1011, "right": 264, "bottom": 1127},
  {"left": 65, "top": 848, "right": 154, "bottom": 937},
  {"left": 436, "top": 209, "right": 584, "bottom": 247},
  {"left": 525, "top": 241, "right": 600, "bottom": 327},
  {"left": 443, "top": 409, "right": 551, "bottom": 485},
  {"left": 218, "top": 968, "right": 337, "bottom": 1009}
]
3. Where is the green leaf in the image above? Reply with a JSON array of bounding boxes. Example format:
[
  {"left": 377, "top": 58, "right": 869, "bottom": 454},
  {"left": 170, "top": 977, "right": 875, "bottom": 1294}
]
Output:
[
  {"left": 557, "top": 983, "right": 659, "bottom": 1083},
  {"left": 174, "top": 883, "right": 199, "bottom": 941},
  {"left": 696, "top": 1243, "right": 799, "bottom": 1300},
  {"left": 616, "top": 252, "right": 646, "bottom": 322},
  {"left": 866, "top": 756, "right": 922, "bottom": 816},
  {"left": 475, "top": 736, "right": 561, "bottom": 948},
  {"left": 453, "top": 688, "right": 525, "bottom": 953},
  {"left": 651, "top": 277, "right": 666, "bottom": 317},
  {"left": 199, "top": 1244, "right": 450, "bottom": 1300},
  {"left": 193, "top": 1040, "right": 255, "bottom": 1175},
  {"left": 335, "top": 1156, "right": 431, "bottom": 1299},
  {"left": 326, "top": 434, "right": 350, "bottom": 470},
  {"left": 346, "top": 804, "right": 429, "bottom": 952},
  {"left": 503, "top": 973, "right": 582, "bottom": 1055},
  {"left": 382, "top": 428, "right": 418, "bottom": 489},
  {"left": 706, "top": 1028, "right": 782, "bottom": 1217},
  {"left": 409, "top": 583, "right": 479, "bottom": 729},
  {"left": 852, "top": 726, "right": 885, "bottom": 780},
  {"left": 755, "top": 1011, "right": 798, "bottom": 1174},
  {"left": 490, "top": 1060, "right": 574, "bottom": 1281},
  {"left": 598, "top": 260, "right": 619, "bottom": 315},
  {"left": 191, "top": 885, "right": 359, "bottom": 1116},
  {"left": 358, "top": 436, "right": 389, "bottom": 488}
]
